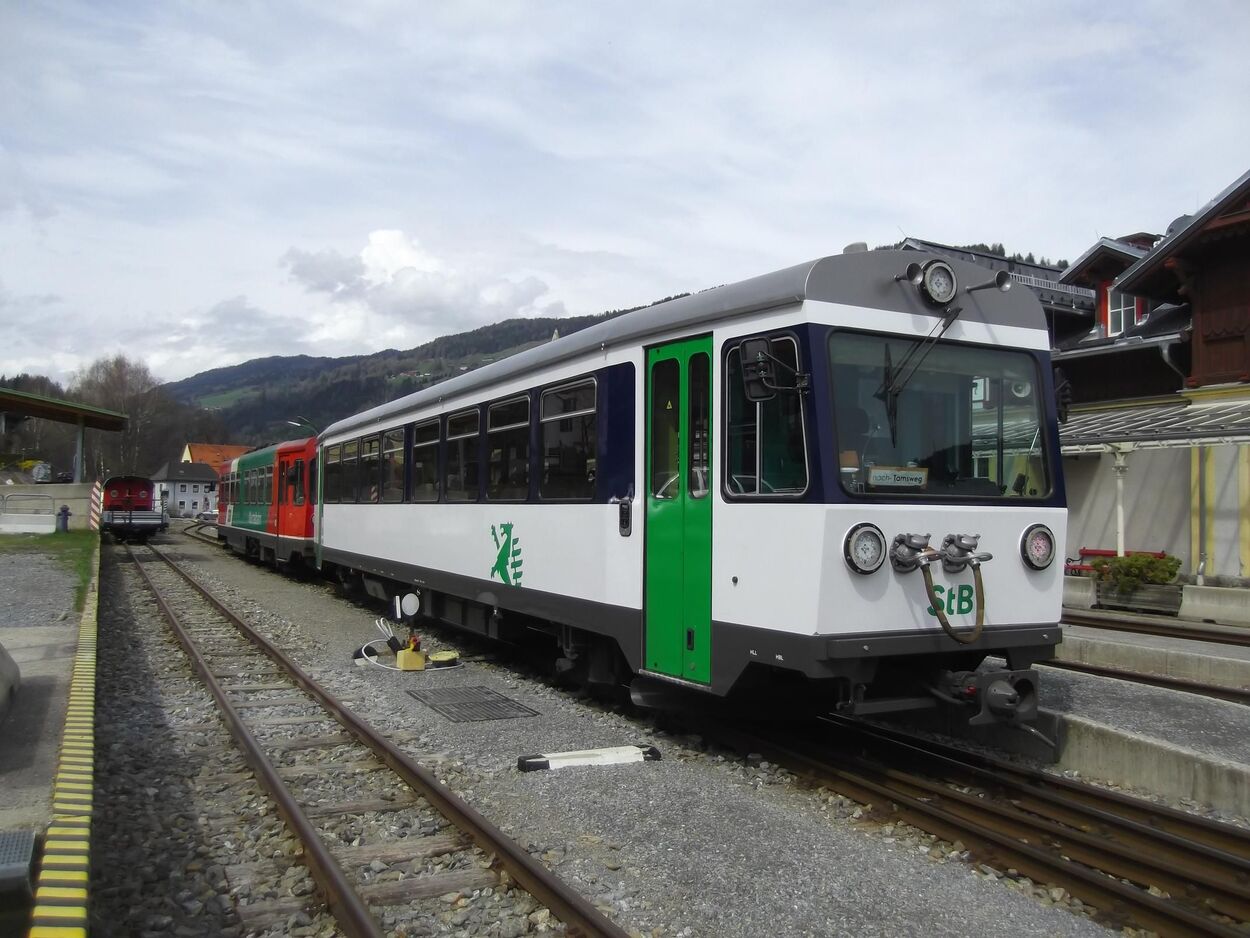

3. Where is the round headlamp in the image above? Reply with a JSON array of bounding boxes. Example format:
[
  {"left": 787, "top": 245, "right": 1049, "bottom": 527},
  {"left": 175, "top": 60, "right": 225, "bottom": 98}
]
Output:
[
  {"left": 920, "top": 260, "right": 958, "bottom": 305},
  {"left": 844, "top": 522, "right": 887, "bottom": 575},
  {"left": 1020, "top": 523, "right": 1055, "bottom": 570}
]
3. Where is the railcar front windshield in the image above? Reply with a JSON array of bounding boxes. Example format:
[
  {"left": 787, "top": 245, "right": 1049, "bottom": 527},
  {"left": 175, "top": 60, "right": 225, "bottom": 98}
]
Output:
[{"left": 830, "top": 331, "right": 1050, "bottom": 499}]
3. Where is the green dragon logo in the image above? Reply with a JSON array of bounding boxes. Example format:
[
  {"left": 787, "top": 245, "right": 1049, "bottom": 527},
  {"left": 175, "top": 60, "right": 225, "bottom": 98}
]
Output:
[{"left": 490, "top": 522, "right": 523, "bottom": 587}]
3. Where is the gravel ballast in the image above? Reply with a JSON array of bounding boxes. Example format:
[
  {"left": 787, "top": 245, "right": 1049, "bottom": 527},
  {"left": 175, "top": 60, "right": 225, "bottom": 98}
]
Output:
[{"left": 127, "top": 528, "right": 1114, "bottom": 937}]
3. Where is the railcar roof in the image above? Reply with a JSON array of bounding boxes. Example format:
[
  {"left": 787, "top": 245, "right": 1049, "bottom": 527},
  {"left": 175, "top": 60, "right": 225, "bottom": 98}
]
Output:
[
  {"left": 324, "top": 249, "right": 1047, "bottom": 440},
  {"left": 230, "top": 437, "right": 309, "bottom": 468}
]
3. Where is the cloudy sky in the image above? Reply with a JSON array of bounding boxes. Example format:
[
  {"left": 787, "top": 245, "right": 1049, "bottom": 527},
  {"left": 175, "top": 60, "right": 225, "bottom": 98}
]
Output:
[{"left": 2, "top": 2, "right": 1248, "bottom": 385}]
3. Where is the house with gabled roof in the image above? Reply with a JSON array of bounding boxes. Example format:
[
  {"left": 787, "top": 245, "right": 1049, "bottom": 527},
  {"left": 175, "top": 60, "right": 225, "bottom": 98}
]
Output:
[{"left": 151, "top": 460, "right": 221, "bottom": 518}]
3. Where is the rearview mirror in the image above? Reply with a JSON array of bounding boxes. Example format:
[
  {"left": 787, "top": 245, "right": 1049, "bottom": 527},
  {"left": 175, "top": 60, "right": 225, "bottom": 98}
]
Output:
[{"left": 740, "top": 337, "right": 777, "bottom": 402}]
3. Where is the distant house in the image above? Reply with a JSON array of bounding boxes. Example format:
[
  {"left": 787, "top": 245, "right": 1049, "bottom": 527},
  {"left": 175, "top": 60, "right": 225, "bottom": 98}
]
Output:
[
  {"left": 181, "top": 442, "right": 252, "bottom": 467},
  {"left": 151, "top": 461, "right": 221, "bottom": 518}
]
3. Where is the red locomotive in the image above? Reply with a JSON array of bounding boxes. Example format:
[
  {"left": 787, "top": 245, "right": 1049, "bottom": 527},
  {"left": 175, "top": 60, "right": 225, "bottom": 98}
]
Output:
[{"left": 100, "top": 475, "right": 168, "bottom": 542}]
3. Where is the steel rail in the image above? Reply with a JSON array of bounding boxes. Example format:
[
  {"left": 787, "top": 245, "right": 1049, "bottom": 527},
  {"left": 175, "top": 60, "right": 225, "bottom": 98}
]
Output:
[
  {"left": 1063, "top": 611, "right": 1250, "bottom": 648},
  {"left": 1041, "top": 658, "right": 1250, "bottom": 706},
  {"left": 822, "top": 714, "right": 1250, "bottom": 860},
  {"left": 830, "top": 742, "right": 1250, "bottom": 922},
  {"left": 700, "top": 718, "right": 1247, "bottom": 938},
  {"left": 145, "top": 542, "right": 628, "bottom": 938},
  {"left": 124, "top": 545, "right": 384, "bottom": 938}
]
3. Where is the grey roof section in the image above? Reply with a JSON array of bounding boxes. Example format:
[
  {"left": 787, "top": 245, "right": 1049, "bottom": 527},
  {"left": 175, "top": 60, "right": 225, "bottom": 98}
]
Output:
[
  {"left": 900, "top": 238, "right": 1095, "bottom": 313},
  {"left": 1057, "top": 238, "right": 1147, "bottom": 285},
  {"left": 325, "top": 250, "right": 1049, "bottom": 440},
  {"left": 1060, "top": 395, "right": 1250, "bottom": 453},
  {"left": 149, "top": 461, "right": 220, "bottom": 483},
  {"left": 1118, "top": 167, "right": 1250, "bottom": 294}
]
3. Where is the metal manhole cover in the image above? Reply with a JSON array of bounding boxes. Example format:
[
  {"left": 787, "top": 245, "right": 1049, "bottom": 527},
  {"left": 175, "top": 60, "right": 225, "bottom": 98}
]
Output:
[
  {"left": 0, "top": 829, "right": 35, "bottom": 892},
  {"left": 406, "top": 685, "right": 539, "bottom": 722}
]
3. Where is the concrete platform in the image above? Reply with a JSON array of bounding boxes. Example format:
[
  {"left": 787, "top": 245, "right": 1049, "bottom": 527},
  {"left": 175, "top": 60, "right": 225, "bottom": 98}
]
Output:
[
  {"left": 0, "top": 602, "right": 80, "bottom": 831},
  {"left": 952, "top": 616, "right": 1250, "bottom": 818},
  {"left": 894, "top": 617, "right": 1250, "bottom": 817},
  {"left": 0, "top": 537, "right": 100, "bottom": 934}
]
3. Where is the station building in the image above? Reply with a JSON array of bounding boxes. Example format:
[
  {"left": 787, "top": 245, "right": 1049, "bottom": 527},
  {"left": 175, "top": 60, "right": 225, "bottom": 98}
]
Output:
[{"left": 1055, "top": 168, "right": 1250, "bottom": 580}]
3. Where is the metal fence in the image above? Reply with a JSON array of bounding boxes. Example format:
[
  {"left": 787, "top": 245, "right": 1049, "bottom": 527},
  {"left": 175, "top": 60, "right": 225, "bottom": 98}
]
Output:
[{"left": 0, "top": 493, "right": 55, "bottom": 515}]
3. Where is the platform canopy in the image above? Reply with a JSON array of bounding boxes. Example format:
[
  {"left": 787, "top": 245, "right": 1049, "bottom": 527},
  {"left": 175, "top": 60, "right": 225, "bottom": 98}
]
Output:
[
  {"left": 1, "top": 386, "right": 126, "bottom": 483},
  {"left": 1060, "top": 395, "right": 1250, "bottom": 454},
  {"left": 0, "top": 387, "right": 126, "bottom": 432}
]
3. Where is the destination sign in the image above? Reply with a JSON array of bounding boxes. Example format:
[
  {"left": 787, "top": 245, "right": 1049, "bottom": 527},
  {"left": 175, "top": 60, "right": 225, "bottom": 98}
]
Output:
[{"left": 868, "top": 466, "right": 928, "bottom": 488}]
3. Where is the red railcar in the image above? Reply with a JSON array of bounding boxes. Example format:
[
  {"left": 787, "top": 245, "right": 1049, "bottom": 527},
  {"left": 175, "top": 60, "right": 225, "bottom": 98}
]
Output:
[
  {"left": 100, "top": 475, "right": 168, "bottom": 541},
  {"left": 218, "top": 437, "right": 317, "bottom": 566}
]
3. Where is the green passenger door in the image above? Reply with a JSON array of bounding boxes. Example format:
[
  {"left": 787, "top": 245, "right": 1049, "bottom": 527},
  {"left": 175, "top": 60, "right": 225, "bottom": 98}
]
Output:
[{"left": 645, "top": 336, "right": 712, "bottom": 683}]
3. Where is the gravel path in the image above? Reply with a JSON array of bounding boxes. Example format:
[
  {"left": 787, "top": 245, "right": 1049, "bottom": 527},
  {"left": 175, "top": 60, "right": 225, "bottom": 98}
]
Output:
[
  {"left": 0, "top": 550, "right": 76, "bottom": 628},
  {"left": 144, "top": 528, "right": 1111, "bottom": 938}
]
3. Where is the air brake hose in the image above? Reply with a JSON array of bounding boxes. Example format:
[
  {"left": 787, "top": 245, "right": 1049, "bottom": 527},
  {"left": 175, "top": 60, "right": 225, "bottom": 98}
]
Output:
[{"left": 920, "top": 562, "right": 985, "bottom": 645}]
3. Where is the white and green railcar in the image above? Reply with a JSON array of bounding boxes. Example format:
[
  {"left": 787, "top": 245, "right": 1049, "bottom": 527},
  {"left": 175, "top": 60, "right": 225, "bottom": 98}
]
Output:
[{"left": 315, "top": 248, "right": 1065, "bottom": 728}]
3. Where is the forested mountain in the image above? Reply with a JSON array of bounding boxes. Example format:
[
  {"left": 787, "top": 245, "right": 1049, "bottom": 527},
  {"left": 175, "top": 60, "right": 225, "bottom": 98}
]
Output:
[{"left": 162, "top": 304, "right": 678, "bottom": 444}]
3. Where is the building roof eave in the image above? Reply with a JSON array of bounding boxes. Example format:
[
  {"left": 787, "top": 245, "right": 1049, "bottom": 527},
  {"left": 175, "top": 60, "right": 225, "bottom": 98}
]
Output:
[
  {"left": 1051, "top": 333, "right": 1185, "bottom": 361},
  {"left": 1058, "top": 238, "right": 1148, "bottom": 285},
  {"left": 1118, "top": 168, "right": 1250, "bottom": 295}
]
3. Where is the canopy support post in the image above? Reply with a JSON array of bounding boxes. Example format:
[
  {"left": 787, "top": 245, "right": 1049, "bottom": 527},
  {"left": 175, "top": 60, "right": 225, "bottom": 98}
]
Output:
[{"left": 1112, "top": 447, "right": 1131, "bottom": 557}]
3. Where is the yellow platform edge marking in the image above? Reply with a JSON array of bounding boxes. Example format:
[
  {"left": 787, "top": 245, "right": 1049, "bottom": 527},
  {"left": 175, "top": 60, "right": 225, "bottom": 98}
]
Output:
[
  {"left": 37, "top": 870, "right": 88, "bottom": 885},
  {"left": 27, "top": 540, "right": 99, "bottom": 938},
  {"left": 33, "top": 890, "right": 88, "bottom": 905},
  {"left": 30, "top": 906, "right": 87, "bottom": 923}
]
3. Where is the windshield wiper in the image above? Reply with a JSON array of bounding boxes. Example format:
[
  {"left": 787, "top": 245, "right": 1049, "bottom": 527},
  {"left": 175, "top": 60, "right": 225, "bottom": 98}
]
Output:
[{"left": 874, "top": 305, "right": 964, "bottom": 445}]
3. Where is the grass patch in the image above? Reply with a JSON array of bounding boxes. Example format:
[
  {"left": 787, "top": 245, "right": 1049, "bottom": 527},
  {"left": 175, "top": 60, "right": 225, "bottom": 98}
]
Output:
[
  {"left": 0, "top": 529, "right": 98, "bottom": 612},
  {"left": 199, "top": 386, "right": 259, "bottom": 408}
]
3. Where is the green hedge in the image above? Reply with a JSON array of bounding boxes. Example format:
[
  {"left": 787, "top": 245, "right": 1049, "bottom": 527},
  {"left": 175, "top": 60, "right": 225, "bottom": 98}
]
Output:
[{"left": 1090, "top": 553, "right": 1181, "bottom": 594}]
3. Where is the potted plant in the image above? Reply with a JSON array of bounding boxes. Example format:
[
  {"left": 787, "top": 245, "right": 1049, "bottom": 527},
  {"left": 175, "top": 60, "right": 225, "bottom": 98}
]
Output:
[{"left": 1090, "top": 553, "right": 1183, "bottom": 615}]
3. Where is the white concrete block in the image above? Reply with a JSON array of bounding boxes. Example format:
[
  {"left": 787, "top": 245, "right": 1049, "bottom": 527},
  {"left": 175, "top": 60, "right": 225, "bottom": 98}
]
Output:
[{"left": 1179, "top": 585, "right": 1250, "bottom": 626}]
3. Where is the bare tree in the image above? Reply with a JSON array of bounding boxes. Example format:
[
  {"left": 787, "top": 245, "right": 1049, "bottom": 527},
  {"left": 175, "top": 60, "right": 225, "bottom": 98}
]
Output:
[{"left": 71, "top": 355, "right": 164, "bottom": 476}]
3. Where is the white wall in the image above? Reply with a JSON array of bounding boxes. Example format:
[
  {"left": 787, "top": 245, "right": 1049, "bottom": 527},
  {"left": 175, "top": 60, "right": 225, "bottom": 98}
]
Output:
[{"left": 1063, "top": 444, "right": 1247, "bottom": 578}]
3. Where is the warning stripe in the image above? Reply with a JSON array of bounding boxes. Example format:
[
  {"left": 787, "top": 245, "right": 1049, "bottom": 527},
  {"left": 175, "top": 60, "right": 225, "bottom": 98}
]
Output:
[
  {"left": 27, "top": 541, "right": 99, "bottom": 938},
  {"left": 88, "top": 481, "right": 101, "bottom": 531}
]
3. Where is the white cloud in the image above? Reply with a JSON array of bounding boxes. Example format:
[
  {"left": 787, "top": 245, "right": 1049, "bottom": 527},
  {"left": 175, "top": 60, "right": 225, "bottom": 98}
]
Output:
[
  {"left": 283, "top": 230, "right": 564, "bottom": 346},
  {"left": 0, "top": 0, "right": 1247, "bottom": 385}
]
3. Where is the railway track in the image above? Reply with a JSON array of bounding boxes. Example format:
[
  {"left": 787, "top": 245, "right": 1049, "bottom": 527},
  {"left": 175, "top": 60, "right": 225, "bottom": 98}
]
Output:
[
  {"left": 1040, "top": 658, "right": 1250, "bottom": 706},
  {"left": 123, "top": 541, "right": 627, "bottom": 938},
  {"left": 702, "top": 713, "right": 1250, "bottom": 937},
  {"left": 1063, "top": 610, "right": 1250, "bottom": 648}
]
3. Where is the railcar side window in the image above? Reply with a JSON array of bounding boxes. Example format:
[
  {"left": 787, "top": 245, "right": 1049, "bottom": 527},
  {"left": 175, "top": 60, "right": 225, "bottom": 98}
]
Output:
[
  {"left": 487, "top": 397, "right": 529, "bottom": 500},
  {"left": 264, "top": 466, "right": 273, "bottom": 505},
  {"left": 342, "top": 440, "right": 359, "bottom": 503},
  {"left": 725, "top": 337, "right": 807, "bottom": 496},
  {"left": 324, "top": 445, "right": 341, "bottom": 503},
  {"left": 361, "top": 435, "right": 381, "bottom": 503},
  {"left": 409, "top": 420, "right": 439, "bottom": 502},
  {"left": 381, "top": 429, "right": 405, "bottom": 503},
  {"left": 293, "top": 459, "right": 305, "bottom": 506},
  {"left": 829, "top": 331, "right": 1050, "bottom": 498},
  {"left": 689, "top": 354, "right": 710, "bottom": 498},
  {"left": 540, "top": 380, "right": 596, "bottom": 500},
  {"left": 445, "top": 410, "right": 480, "bottom": 502},
  {"left": 651, "top": 360, "right": 680, "bottom": 499}
]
